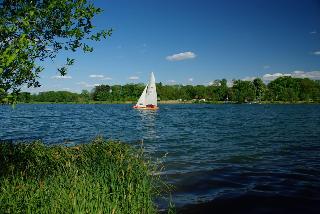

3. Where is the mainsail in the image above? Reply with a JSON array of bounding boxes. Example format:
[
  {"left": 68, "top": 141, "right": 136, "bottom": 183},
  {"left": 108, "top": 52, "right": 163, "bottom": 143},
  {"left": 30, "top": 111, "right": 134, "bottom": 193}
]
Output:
[{"left": 145, "top": 72, "right": 157, "bottom": 106}]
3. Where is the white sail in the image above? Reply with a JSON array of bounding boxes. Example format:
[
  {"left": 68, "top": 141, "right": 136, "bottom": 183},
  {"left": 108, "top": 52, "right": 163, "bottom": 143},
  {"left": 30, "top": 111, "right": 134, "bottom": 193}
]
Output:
[
  {"left": 134, "top": 72, "right": 158, "bottom": 109},
  {"left": 136, "top": 84, "right": 148, "bottom": 107},
  {"left": 145, "top": 72, "right": 157, "bottom": 106}
]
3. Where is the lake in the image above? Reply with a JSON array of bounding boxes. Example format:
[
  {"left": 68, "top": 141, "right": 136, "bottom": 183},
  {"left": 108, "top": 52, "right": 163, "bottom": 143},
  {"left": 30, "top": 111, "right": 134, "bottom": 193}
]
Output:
[{"left": 1, "top": 104, "right": 320, "bottom": 213}]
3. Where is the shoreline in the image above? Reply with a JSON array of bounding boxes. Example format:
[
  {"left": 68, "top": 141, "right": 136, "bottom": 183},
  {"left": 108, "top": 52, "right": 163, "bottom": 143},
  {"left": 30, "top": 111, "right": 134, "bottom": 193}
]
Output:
[{"left": 9, "top": 100, "right": 320, "bottom": 105}]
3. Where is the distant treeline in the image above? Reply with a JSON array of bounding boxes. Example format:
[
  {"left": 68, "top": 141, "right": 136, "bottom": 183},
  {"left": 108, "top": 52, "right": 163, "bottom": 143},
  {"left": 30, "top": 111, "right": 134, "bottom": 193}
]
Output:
[{"left": 15, "top": 77, "right": 320, "bottom": 103}]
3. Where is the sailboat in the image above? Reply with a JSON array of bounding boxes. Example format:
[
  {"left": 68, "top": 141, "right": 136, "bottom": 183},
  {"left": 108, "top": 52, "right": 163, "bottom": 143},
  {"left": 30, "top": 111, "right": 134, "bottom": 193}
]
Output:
[{"left": 133, "top": 72, "right": 158, "bottom": 110}]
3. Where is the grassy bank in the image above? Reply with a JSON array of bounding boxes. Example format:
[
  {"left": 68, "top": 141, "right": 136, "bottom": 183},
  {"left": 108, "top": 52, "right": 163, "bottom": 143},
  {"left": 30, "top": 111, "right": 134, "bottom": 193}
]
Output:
[{"left": 0, "top": 138, "right": 167, "bottom": 213}]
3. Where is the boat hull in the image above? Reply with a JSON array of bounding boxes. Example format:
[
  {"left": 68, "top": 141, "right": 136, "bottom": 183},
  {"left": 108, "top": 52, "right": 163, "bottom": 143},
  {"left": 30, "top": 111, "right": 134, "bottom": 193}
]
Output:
[{"left": 133, "top": 106, "right": 159, "bottom": 110}]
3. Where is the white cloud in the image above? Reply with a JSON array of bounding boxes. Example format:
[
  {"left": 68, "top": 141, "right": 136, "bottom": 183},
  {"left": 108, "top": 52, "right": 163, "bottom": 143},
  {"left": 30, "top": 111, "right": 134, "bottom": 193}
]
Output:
[
  {"left": 262, "top": 71, "right": 320, "bottom": 81},
  {"left": 313, "top": 51, "right": 320, "bottom": 55},
  {"left": 188, "top": 78, "right": 194, "bottom": 82},
  {"left": 310, "top": 31, "right": 317, "bottom": 34},
  {"left": 262, "top": 73, "right": 291, "bottom": 81},
  {"left": 263, "top": 65, "right": 270, "bottom": 69},
  {"left": 51, "top": 75, "right": 72, "bottom": 79},
  {"left": 89, "top": 74, "right": 112, "bottom": 80},
  {"left": 208, "top": 80, "right": 234, "bottom": 87},
  {"left": 168, "top": 80, "right": 176, "bottom": 83},
  {"left": 89, "top": 74, "right": 104, "bottom": 78},
  {"left": 208, "top": 80, "right": 220, "bottom": 86},
  {"left": 227, "top": 80, "right": 234, "bottom": 87},
  {"left": 166, "top": 51, "right": 196, "bottom": 61},
  {"left": 76, "top": 82, "right": 100, "bottom": 88},
  {"left": 242, "top": 76, "right": 256, "bottom": 81},
  {"left": 292, "top": 71, "right": 320, "bottom": 80},
  {"left": 292, "top": 70, "right": 304, "bottom": 74},
  {"left": 129, "top": 76, "right": 139, "bottom": 80}
]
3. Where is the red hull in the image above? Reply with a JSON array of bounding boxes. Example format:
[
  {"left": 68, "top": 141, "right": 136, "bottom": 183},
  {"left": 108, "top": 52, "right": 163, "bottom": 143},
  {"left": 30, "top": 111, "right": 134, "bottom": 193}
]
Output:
[{"left": 133, "top": 105, "right": 159, "bottom": 110}]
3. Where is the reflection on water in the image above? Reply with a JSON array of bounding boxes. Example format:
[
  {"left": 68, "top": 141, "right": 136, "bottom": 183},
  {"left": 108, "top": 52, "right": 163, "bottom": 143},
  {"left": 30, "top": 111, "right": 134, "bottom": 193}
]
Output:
[{"left": 137, "top": 109, "right": 158, "bottom": 141}]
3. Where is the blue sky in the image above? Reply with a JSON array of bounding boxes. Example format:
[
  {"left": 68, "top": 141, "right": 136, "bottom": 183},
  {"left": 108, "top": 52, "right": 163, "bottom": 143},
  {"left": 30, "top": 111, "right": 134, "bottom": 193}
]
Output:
[{"left": 28, "top": 0, "right": 320, "bottom": 92}]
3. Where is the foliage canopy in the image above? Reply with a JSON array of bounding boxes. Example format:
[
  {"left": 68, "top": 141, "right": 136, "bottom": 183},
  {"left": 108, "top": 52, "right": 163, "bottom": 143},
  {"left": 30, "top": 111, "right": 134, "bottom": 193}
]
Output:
[{"left": 0, "top": 0, "right": 112, "bottom": 103}]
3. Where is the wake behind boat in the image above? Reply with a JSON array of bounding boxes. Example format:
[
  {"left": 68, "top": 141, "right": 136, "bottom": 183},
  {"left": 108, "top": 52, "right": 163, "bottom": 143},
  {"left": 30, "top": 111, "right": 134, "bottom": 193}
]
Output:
[{"left": 133, "top": 72, "right": 158, "bottom": 110}]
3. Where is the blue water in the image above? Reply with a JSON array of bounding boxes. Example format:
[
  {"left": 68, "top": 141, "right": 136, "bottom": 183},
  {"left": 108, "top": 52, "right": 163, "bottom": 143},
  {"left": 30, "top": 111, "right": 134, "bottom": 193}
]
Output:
[{"left": 1, "top": 104, "right": 320, "bottom": 213}]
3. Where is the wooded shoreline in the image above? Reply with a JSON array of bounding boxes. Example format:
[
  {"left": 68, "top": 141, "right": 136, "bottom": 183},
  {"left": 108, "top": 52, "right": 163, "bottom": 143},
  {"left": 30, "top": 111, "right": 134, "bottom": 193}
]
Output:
[{"left": 7, "top": 77, "right": 319, "bottom": 105}]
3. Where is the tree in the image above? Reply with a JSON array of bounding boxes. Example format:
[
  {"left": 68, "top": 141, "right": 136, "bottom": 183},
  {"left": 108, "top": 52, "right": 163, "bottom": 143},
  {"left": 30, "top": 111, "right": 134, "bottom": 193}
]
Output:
[
  {"left": 92, "top": 85, "right": 111, "bottom": 101},
  {"left": 194, "top": 85, "right": 206, "bottom": 99},
  {"left": 267, "top": 76, "right": 299, "bottom": 102},
  {"left": 217, "top": 79, "right": 228, "bottom": 100},
  {"left": 231, "top": 80, "right": 256, "bottom": 103},
  {"left": 253, "top": 78, "right": 266, "bottom": 101},
  {"left": 0, "top": 0, "right": 112, "bottom": 103},
  {"left": 79, "top": 89, "right": 90, "bottom": 102},
  {"left": 17, "top": 92, "right": 31, "bottom": 103},
  {"left": 298, "top": 78, "right": 317, "bottom": 101}
]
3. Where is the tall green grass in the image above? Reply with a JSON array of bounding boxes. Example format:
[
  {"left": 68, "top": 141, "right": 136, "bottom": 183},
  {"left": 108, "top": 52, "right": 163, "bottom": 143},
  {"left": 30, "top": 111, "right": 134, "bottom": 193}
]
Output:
[{"left": 0, "top": 138, "right": 167, "bottom": 213}]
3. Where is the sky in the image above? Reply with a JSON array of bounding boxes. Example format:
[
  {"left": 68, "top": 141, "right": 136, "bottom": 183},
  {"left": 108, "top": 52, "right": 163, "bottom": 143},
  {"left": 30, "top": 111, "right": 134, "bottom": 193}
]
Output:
[{"left": 27, "top": 0, "right": 320, "bottom": 93}]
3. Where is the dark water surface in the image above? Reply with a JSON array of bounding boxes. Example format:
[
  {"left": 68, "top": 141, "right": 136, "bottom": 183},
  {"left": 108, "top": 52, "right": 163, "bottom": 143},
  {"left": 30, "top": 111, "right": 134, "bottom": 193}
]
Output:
[{"left": 1, "top": 104, "right": 320, "bottom": 213}]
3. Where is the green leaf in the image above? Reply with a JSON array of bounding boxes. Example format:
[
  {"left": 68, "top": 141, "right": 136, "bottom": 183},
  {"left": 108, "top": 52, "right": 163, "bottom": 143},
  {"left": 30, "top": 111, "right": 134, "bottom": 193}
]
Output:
[
  {"left": 58, "top": 67, "right": 68, "bottom": 76},
  {"left": 66, "top": 58, "right": 75, "bottom": 66}
]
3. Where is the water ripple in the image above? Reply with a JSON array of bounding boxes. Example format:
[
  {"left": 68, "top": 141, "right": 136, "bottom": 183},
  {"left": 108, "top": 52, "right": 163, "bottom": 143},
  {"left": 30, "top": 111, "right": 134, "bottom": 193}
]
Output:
[{"left": 1, "top": 104, "right": 320, "bottom": 208}]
